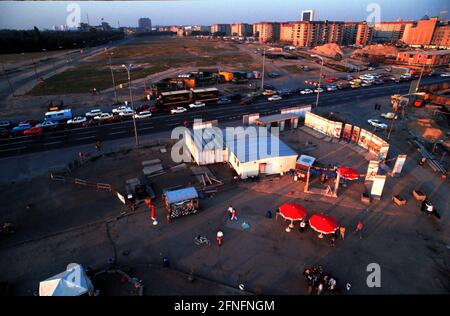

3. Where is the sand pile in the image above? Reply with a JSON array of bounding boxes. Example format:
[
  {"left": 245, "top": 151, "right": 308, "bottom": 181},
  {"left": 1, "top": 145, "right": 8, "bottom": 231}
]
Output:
[
  {"left": 309, "top": 43, "right": 344, "bottom": 59},
  {"left": 351, "top": 44, "right": 399, "bottom": 58}
]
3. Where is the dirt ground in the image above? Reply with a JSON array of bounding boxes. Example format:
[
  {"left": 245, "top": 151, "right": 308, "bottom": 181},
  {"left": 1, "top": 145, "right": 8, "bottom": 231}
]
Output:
[{"left": 0, "top": 126, "right": 448, "bottom": 296}]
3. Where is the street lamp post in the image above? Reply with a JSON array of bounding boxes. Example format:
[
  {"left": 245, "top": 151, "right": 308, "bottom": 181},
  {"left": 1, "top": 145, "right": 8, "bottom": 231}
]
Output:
[
  {"left": 311, "top": 54, "right": 324, "bottom": 109},
  {"left": 122, "top": 64, "right": 139, "bottom": 147},
  {"left": 260, "top": 47, "right": 266, "bottom": 91},
  {"left": 108, "top": 53, "right": 118, "bottom": 104},
  {"left": 415, "top": 64, "right": 425, "bottom": 93}
]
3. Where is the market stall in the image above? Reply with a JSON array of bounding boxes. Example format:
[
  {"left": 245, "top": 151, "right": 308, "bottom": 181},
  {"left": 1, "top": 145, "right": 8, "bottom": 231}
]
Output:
[
  {"left": 164, "top": 187, "right": 200, "bottom": 222},
  {"left": 277, "top": 202, "right": 308, "bottom": 232}
]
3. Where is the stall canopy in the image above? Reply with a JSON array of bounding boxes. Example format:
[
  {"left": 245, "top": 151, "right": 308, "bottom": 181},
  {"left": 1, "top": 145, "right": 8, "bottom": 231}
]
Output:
[
  {"left": 336, "top": 167, "right": 359, "bottom": 180},
  {"left": 309, "top": 214, "right": 338, "bottom": 234},
  {"left": 165, "top": 187, "right": 198, "bottom": 204},
  {"left": 279, "top": 202, "right": 307, "bottom": 221},
  {"left": 296, "top": 155, "right": 316, "bottom": 167},
  {"left": 39, "top": 263, "right": 94, "bottom": 296}
]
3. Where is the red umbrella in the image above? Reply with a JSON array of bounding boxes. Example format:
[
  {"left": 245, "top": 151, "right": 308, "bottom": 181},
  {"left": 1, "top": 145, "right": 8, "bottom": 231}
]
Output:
[
  {"left": 279, "top": 202, "right": 307, "bottom": 221},
  {"left": 337, "top": 167, "right": 359, "bottom": 180},
  {"left": 309, "top": 214, "right": 338, "bottom": 234}
]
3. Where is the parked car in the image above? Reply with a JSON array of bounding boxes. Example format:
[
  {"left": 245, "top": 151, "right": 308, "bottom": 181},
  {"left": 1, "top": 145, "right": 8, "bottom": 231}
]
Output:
[
  {"left": 263, "top": 89, "right": 277, "bottom": 96},
  {"left": 94, "top": 113, "right": 113, "bottom": 121},
  {"left": 118, "top": 109, "right": 135, "bottom": 117},
  {"left": 314, "top": 87, "right": 324, "bottom": 93},
  {"left": 374, "top": 79, "right": 384, "bottom": 85},
  {"left": 170, "top": 107, "right": 187, "bottom": 114},
  {"left": 112, "top": 105, "right": 132, "bottom": 114},
  {"left": 23, "top": 126, "right": 44, "bottom": 136},
  {"left": 351, "top": 84, "right": 360, "bottom": 89},
  {"left": 217, "top": 98, "right": 232, "bottom": 104},
  {"left": 368, "top": 119, "right": 388, "bottom": 130},
  {"left": 85, "top": 109, "right": 103, "bottom": 118},
  {"left": 268, "top": 95, "right": 282, "bottom": 101},
  {"left": 67, "top": 116, "right": 87, "bottom": 125},
  {"left": 389, "top": 77, "right": 400, "bottom": 83},
  {"left": 326, "top": 85, "right": 337, "bottom": 91},
  {"left": 300, "top": 88, "right": 313, "bottom": 95},
  {"left": 134, "top": 111, "right": 152, "bottom": 119},
  {"left": 440, "top": 72, "right": 450, "bottom": 77},
  {"left": 12, "top": 123, "right": 32, "bottom": 134},
  {"left": 380, "top": 112, "right": 398, "bottom": 120},
  {"left": 361, "top": 81, "right": 372, "bottom": 87},
  {"left": 36, "top": 120, "right": 57, "bottom": 128},
  {"left": 188, "top": 101, "right": 206, "bottom": 108}
]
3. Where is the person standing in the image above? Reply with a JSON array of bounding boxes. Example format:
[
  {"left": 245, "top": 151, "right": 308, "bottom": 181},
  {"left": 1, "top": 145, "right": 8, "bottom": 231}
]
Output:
[
  {"left": 354, "top": 221, "right": 363, "bottom": 240},
  {"left": 299, "top": 220, "right": 306, "bottom": 233},
  {"left": 339, "top": 226, "right": 346, "bottom": 240},
  {"left": 230, "top": 208, "right": 238, "bottom": 221},
  {"left": 227, "top": 205, "right": 233, "bottom": 220},
  {"left": 95, "top": 140, "right": 101, "bottom": 151},
  {"left": 216, "top": 230, "right": 223, "bottom": 247}
]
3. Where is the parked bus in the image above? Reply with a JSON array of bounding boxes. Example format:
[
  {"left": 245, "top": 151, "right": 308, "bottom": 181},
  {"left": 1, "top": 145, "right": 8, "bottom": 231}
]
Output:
[
  {"left": 191, "top": 88, "right": 220, "bottom": 103},
  {"left": 44, "top": 109, "right": 72, "bottom": 122}
]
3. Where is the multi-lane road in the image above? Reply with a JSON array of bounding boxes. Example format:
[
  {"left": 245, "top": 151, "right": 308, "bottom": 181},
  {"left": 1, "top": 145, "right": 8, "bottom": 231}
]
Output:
[{"left": 0, "top": 76, "right": 448, "bottom": 158}]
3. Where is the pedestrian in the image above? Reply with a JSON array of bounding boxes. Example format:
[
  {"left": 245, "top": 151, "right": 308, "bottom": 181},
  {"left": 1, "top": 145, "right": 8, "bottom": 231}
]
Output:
[
  {"left": 354, "top": 221, "right": 363, "bottom": 240},
  {"left": 339, "top": 226, "right": 346, "bottom": 240},
  {"left": 216, "top": 230, "right": 223, "bottom": 247},
  {"left": 418, "top": 157, "right": 426, "bottom": 166},
  {"left": 299, "top": 220, "right": 306, "bottom": 233},
  {"left": 330, "top": 235, "right": 336, "bottom": 247},
  {"left": 227, "top": 205, "right": 233, "bottom": 220},
  {"left": 230, "top": 208, "right": 238, "bottom": 221},
  {"left": 95, "top": 140, "right": 101, "bottom": 151}
]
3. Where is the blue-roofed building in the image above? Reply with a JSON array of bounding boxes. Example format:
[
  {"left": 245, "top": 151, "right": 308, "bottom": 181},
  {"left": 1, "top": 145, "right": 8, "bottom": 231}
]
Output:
[{"left": 184, "top": 126, "right": 298, "bottom": 179}]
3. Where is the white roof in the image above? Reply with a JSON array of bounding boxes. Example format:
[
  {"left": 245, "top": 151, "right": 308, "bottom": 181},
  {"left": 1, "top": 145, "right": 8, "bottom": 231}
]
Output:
[
  {"left": 296, "top": 154, "right": 316, "bottom": 167},
  {"left": 39, "top": 263, "right": 94, "bottom": 296}
]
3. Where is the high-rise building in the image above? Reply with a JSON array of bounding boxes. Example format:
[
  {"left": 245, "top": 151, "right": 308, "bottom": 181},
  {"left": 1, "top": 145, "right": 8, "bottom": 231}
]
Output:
[
  {"left": 211, "top": 24, "right": 231, "bottom": 36},
  {"left": 253, "top": 22, "right": 280, "bottom": 43},
  {"left": 401, "top": 17, "right": 439, "bottom": 46},
  {"left": 138, "top": 18, "right": 152, "bottom": 30},
  {"left": 231, "top": 23, "right": 253, "bottom": 37},
  {"left": 355, "top": 22, "right": 373, "bottom": 46},
  {"left": 371, "top": 21, "right": 414, "bottom": 43},
  {"left": 291, "top": 21, "right": 344, "bottom": 47},
  {"left": 301, "top": 10, "right": 315, "bottom": 22},
  {"left": 341, "top": 22, "right": 359, "bottom": 45},
  {"left": 280, "top": 22, "right": 296, "bottom": 43},
  {"left": 431, "top": 23, "right": 450, "bottom": 48}
]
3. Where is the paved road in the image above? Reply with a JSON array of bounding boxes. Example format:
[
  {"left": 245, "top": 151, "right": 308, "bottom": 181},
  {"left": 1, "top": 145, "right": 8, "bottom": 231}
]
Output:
[{"left": 1, "top": 77, "right": 448, "bottom": 158}]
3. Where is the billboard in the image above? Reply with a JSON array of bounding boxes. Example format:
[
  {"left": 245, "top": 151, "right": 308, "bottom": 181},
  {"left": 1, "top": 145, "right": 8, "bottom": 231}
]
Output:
[
  {"left": 366, "top": 160, "right": 379, "bottom": 181},
  {"left": 304, "top": 112, "right": 343, "bottom": 138},
  {"left": 371, "top": 175, "right": 386, "bottom": 199},
  {"left": 281, "top": 105, "right": 312, "bottom": 118},
  {"left": 392, "top": 154, "right": 407, "bottom": 175},
  {"left": 342, "top": 124, "right": 352, "bottom": 142}
]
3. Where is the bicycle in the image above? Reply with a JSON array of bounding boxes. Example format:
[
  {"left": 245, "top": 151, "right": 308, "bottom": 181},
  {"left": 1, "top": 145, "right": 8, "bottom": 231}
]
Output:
[{"left": 194, "top": 235, "right": 211, "bottom": 247}]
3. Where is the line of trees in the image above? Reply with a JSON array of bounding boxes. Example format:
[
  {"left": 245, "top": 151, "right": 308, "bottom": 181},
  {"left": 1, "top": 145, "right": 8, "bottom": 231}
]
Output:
[{"left": 0, "top": 27, "right": 125, "bottom": 54}]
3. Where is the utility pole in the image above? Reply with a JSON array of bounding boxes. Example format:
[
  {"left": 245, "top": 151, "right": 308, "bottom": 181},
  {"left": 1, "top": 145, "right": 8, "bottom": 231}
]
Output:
[
  {"left": 1, "top": 62, "right": 15, "bottom": 97},
  {"left": 415, "top": 64, "right": 425, "bottom": 93},
  {"left": 260, "top": 47, "right": 266, "bottom": 91},
  {"left": 122, "top": 64, "right": 139, "bottom": 147},
  {"left": 108, "top": 53, "right": 118, "bottom": 104},
  {"left": 311, "top": 54, "right": 324, "bottom": 109}
]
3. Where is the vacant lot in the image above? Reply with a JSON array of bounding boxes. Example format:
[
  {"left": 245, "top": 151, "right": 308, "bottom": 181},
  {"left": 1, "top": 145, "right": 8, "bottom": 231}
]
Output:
[{"left": 27, "top": 37, "right": 254, "bottom": 96}]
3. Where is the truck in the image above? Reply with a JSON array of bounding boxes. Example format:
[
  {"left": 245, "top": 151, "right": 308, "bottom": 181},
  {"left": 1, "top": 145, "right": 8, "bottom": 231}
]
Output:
[{"left": 191, "top": 88, "right": 220, "bottom": 103}]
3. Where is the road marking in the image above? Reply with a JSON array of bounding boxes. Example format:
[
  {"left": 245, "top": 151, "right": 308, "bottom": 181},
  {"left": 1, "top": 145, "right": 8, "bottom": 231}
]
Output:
[
  {"left": 75, "top": 135, "right": 96, "bottom": 141},
  {"left": 0, "top": 146, "right": 26, "bottom": 152},
  {"left": 46, "top": 134, "right": 68, "bottom": 139},
  {"left": 139, "top": 126, "right": 154, "bottom": 131},
  {"left": 109, "top": 131, "right": 127, "bottom": 135},
  {"left": 0, "top": 140, "right": 31, "bottom": 146},
  {"left": 44, "top": 141, "right": 63, "bottom": 146}
]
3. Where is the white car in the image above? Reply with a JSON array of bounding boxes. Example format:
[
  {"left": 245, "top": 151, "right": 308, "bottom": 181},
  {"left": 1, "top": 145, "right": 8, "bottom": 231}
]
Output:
[
  {"left": 85, "top": 109, "right": 103, "bottom": 118},
  {"left": 67, "top": 116, "right": 87, "bottom": 125},
  {"left": 440, "top": 72, "right": 450, "bottom": 77},
  {"left": 118, "top": 109, "right": 135, "bottom": 117},
  {"left": 326, "top": 85, "right": 337, "bottom": 91},
  {"left": 268, "top": 95, "right": 282, "bottom": 101},
  {"left": 314, "top": 88, "right": 324, "bottom": 93},
  {"left": 368, "top": 119, "right": 388, "bottom": 130},
  {"left": 94, "top": 113, "right": 113, "bottom": 120},
  {"left": 300, "top": 89, "right": 313, "bottom": 95},
  {"left": 36, "top": 120, "right": 57, "bottom": 128},
  {"left": 112, "top": 106, "right": 132, "bottom": 114},
  {"left": 170, "top": 107, "right": 187, "bottom": 114},
  {"left": 361, "top": 81, "right": 372, "bottom": 87},
  {"left": 134, "top": 111, "right": 152, "bottom": 119},
  {"left": 188, "top": 101, "right": 206, "bottom": 108},
  {"left": 380, "top": 112, "right": 398, "bottom": 120}
]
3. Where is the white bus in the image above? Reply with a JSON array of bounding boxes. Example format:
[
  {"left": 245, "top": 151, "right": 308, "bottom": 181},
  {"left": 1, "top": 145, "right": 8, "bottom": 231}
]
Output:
[{"left": 44, "top": 109, "right": 73, "bottom": 122}]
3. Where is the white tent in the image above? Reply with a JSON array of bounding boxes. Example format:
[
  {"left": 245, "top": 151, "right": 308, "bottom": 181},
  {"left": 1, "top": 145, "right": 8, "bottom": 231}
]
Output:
[{"left": 39, "top": 263, "right": 94, "bottom": 296}]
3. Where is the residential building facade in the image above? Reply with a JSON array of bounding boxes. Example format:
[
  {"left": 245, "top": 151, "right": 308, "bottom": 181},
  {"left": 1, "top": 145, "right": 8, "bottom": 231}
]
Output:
[
  {"left": 211, "top": 24, "right": 231, "bottom": 36},
  {"left": 253, "top": 22, "right": 280, "bottom": 43},
  {"left": 401, "top": 17, "right": 439, "bottom": 46},
  {"left": 231, "top": 23, "right": 253, "bottom": 37},
  {"left": 371, "top": 21, "right": 413, "bottom": 43},
  {"left": 396, "top": 50, "right": 450, "bottom": 67}
]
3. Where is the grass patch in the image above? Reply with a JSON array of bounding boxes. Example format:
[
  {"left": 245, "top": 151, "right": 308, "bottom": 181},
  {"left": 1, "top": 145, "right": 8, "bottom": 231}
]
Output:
[{"left": 27, "top": 64, "right": 169, "bottom": 95}]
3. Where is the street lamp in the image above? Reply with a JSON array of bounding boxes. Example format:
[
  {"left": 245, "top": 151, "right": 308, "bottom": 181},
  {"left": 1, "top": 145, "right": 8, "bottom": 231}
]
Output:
[
  {"left": 311, "top": 54, "right": 324, "bottom": 109},
  {"left": 122, "top": 64, "right": 139, "bottom": 146},
  {"left": 261, "top": 47, "right": 266, "bottom": 91}
]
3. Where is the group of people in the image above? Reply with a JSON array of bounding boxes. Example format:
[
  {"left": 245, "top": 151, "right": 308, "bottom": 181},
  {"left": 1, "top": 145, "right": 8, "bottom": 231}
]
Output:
[
  {"left": 303, "top": 265, "right": 338, "bottom": 295},
  {"left": 213, "top": 206, "right": 239, "bottom": 247}
]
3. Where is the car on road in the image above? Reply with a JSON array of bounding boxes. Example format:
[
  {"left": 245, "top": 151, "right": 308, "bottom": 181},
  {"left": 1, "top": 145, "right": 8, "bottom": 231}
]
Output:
[
  {"left": 440, "top": 72, "right": 450, "bottom": 77},
  {"left": 170, "top": 107, "right": 187, "bottom": 114},
  {"left": 12, "top": 123, "right": 32, "bottom": 134},
  {"left": 134, "top": 111, "right": 152, "bottom": 119},
  {"left": 23, "top": 126, "right": 44, "bottom": 136},
  {"left": 268, "top": 95, "right": 282, "bottom": 101},
  {"left": 267, "top": 72, "right": 280, "bottom": 78},
  {"left": 350, "top": 84, "right": 360, "bottom": 89},
  {"left": 112, "top": 106, "right": 132, "bottom": 114},
  {"left": 188, "top": 101, "right": 206, "bottom": 109},
  {"left": 326, "top": 85, "right": 337, "bottom": 91},
  {"left": 368, "top": 119, "right": 388, "bottom": 130},
  {"left": 118, "top": 109, "right": 135, "bottom": 117},
  {"left": 85, "top": 109, "right": 103, "bottom": 118},
  {"left": 94, "top": 113, "right": 113, "bottom": 121},
  {"left": 263, "top": 89, "right": 277, "bottom": 96},
  {"left": 67, "top": 116, "right": 87, "bottom": 125},
  {"left": 0, "top": 120, "right": 11, "bottom": 129},
  {"left": 300, "top": 88, "right": 313, "bottom": 95},
  {"left": 36, "top": 120, "right": 57, "bottom": 128},
  {"left": 217, "top": 98, "right": 232, "bottom": 104},
  {"left": 389, "top": 76, "right": 401, "bottom": 83},
  {"left": 361, "top": 81, "right": 372, "bottom": 87},
  {"left": 374, "top": 79, "right": 384, "bottom": 85},
  {"left": 314, "top": 87, "right": 324, "bottom": 93},
  {"left": 380, "top": 112, "right": 398, "bottom": 120}
]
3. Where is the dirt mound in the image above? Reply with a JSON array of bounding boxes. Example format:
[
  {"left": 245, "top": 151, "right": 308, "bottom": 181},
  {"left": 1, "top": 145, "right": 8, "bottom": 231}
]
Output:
[
  {"left": 408, "top": 118, "right": 445, "bottom": 142},
  {"left": 351, "top": 44, "right": 399, "bottom": 57},
  {"left": 309, "top": 43, "right": 344, "bottom": 59}
]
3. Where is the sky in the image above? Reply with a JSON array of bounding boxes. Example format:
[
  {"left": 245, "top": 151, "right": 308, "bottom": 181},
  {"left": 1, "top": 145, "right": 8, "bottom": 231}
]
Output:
[{"left": 0, "top": 0, "right": 448, "bottom": 30}]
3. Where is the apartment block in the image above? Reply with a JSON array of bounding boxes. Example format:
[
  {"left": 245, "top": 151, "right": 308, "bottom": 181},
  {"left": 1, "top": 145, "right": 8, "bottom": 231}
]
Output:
[
  {"left": 396, "top": 50, "right": 450, "bottom": 67},
  {"left": 231, "top": 23, "right": 253, "bottom": 37},
  {"left": 341, "top": 22, "right": 358, "bottom": 45},
  {"left": 431, "top": 23, "right": 450, "bottom": 48},
  {"left": 211, "top": 24, "right": 231, "bottom": 36},
  {"left": 280, "top": 22, "right": 296, "bottom": 43},
  {"left": 355, "top": 22, "right": 373, "bottom": 46},
  {"left": 401, "top": 17, "right": 439, "bottom": 46},
  {"left": 291, "top": 21, "right": 344, "bottom": 47},
  {"left": 253, "top": 22, "right": 280, "bottom": 43},
  {"left": 371, "top": 21, "right": 414, "bottom": 43}
]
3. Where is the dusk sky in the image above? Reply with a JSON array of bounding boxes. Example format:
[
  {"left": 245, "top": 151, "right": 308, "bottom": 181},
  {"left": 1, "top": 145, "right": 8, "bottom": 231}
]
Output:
[{"left": 0, "top": 0, "right": 448, "bottom": 30}]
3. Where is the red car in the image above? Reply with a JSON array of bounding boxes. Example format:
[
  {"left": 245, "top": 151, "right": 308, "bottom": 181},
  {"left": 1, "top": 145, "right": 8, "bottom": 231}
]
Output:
[
  {"left": 324, "top": 76, "right": 337, "bottom": 83},
  {"left": 23, "top": 126, "right": 44, "bottom": 135}
]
